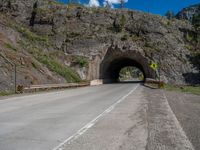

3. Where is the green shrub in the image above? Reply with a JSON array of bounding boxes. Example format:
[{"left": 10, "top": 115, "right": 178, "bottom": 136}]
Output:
[
  {"left": 121, "top": 34, "right": 128, "bottom": 41},
  {"left": 15, "top": 25, "right": 48, "bottom": 43},
  {"left": 186, "top": 33, "right": 194, "bottom": 42},
  {"left": 132, "top": 35, "right": 143, "bottom": 41},
  {"left": 0, "top": 91, "right": 13, "bottom": 96},
  {"left": 74, "top": 56, "right": 89, "bottom": 68},
  {"left": 165, "top": 84, "right": 200, "bottom": 95},
  {"left": 4, "top": 42, "right": 18, "bottom": 51},
  {"left": 40, "top": 56, "right": 81, "bottom": 82},
  {"left": 113, "top": 14, "right": 127, "bottom": 32},
  {"left": 22, "top": 44, "right": 81, "bottom": 83}
]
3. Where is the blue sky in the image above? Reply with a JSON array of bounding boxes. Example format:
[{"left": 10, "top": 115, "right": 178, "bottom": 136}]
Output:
[{"left": 58, "top": 0, "right": 200, "bottom": 15}]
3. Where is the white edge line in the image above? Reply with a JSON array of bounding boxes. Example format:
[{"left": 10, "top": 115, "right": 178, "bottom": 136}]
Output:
[
  {"left": 52, "top": 84, "right": 139, "bottom": 150},
  {"left": 162, "top": 91, "right": 195, "bottom": 150}
]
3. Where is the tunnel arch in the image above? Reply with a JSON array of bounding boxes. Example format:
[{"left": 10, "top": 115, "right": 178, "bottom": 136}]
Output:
[{"left": 100, "top": 48, "right": 156, "bottom": 83}]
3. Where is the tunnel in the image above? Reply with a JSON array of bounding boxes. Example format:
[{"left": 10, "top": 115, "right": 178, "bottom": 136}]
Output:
[{"left": 100, "top": 49, "right": 155, "bottom": 83}]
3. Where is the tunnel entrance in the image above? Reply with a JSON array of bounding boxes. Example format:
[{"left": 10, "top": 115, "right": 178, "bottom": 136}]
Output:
[
  {"left": 119, "top": 66, "right": 144, "bottom": 83},
  {"left": 99, "top": 49, "right": 155, "bottom": 83}
]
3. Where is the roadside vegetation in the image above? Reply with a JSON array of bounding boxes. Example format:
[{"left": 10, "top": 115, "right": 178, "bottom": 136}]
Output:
[
  {"left": 29, "top": 48, "right": 81, "bottom": 83},
  {"left": 164, "top": 84, "right": 200, "bottom": 95},
  {"left": 119, "top": 67, "right": 144, "bottom": 81},
  {"left": 0, "top": 91, "right": 13, "bottom": 96},
  {"left": 74, "top": 56, "right": 89, "bottom": 68}
]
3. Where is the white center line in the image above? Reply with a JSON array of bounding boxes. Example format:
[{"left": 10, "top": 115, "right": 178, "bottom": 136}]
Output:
[{"left": 52, "top": 84, "right": 139, "bottom": 150}]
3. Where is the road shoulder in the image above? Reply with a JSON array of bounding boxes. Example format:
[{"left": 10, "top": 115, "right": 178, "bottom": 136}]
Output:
[{"left": 165, "top": 91, "right": 200, "bottom": 150}]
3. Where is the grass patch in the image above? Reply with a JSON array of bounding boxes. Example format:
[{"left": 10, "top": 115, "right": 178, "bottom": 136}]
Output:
[
  {"left": 39, "top": 55, "right": 81, "bottom": 82},
  {"left": 0, "top": 91, "right": 13, "bottom": 96},
  {"left": 164, "top": 84, "right": 200, "bottom": 95},
  {"left": 15, "top": 25, "right": 48, "bottom": 43},
  {"left": 74, "top": 56, "right": 89, "bottom": 68},
  {"left": 4, "top": 42, "right": 18, "bottom": 51},
  {"left": 25, "top": 46, "right": 81, "bottom": 83}
]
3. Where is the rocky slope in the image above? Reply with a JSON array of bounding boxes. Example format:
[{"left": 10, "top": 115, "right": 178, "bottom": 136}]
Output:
[
  {"left": 0, "top": 0, "right": 200, "bottom": 92},
  {"left": 176, "top": 3, "right": 200, "bottom": 21}
]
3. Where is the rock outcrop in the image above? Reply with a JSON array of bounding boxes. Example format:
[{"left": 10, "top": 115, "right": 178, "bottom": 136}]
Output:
[{"left": 176, "top": 3, "right": 200, "bottom": 21}]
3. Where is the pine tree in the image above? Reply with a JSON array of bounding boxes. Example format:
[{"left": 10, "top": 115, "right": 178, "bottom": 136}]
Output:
[
  {"left": 120, "top": 0, "right": 125, "bottom": 8},
  {"left": 105, "top": 0, "right": 112, "bottom": 8}
]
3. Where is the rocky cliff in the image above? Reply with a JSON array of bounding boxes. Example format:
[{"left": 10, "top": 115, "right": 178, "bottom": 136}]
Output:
[
  {"left": 0, "top": 0, "right": 200, "bottom": 92},
  {"left": 176, "top": 3, "right": 200, "bottom": 21}
]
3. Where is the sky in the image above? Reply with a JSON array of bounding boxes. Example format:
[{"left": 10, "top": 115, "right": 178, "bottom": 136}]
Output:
[{"left": 58, "top": 0, "right": 200, "bottom": 15}]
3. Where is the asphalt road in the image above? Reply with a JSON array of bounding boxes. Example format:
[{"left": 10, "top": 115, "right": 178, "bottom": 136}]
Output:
[
  {"left": 0, "top": 84, "right": 138, "bottom": 150},
  {"left": 0, "top": 84, "right": 198, "bottom": 150}
]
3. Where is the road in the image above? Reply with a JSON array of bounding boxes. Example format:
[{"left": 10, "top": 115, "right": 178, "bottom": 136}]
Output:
[
  {"left": 0, "top": 84, "right": 138, "bottom": 150},
  {"left": 0, "top": 84, "right": 198, "bottom": 150}
]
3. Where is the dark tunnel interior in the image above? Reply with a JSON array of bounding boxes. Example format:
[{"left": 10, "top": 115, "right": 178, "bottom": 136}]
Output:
[{"left": 100, "top": 57, "right": 146, "bottom": 83}]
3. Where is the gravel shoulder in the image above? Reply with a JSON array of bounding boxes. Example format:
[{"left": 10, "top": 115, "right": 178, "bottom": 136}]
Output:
[{"left": 165, "top": 91, "right": 200, "bottom": 150}]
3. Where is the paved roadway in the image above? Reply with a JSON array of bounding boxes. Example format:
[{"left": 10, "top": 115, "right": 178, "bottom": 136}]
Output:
[
  {"left": 0, "top": 84, "right": 198, "bottom": 150},
  {"left": 0, "top": 84, "right": 138, "bottom": 150}
]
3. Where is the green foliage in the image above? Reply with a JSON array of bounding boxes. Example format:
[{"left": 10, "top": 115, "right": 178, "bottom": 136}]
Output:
[
  {"left": 191, "top": 12, "right": 200, "bottom": 45},
  {"left": 131, "top": 34, "right": 144, "bottom": 41},
  {"left": 184, "top": 44, "right": 194, "bottom": 51},
  {"left": 185, "top": 32, "right": 194, "bottom": 42},
  {"left": 121, "top": 34, "right": 128, "bottom": 41},
  {"left": 192, "top": 13, "right": 200, "bottom": 30},
  {"left": 120, "top": 14, "right": 126, "bottom": 29},
  {"left": 48, "top": 0, "right": 64, "bottom": 5},
  {"left": 38, "top": 55, "right": 81, "bottom": 82},
  {"left": 19, "top": 41, "right": 81, "bottom": 83},
  {"left": 119, "top": 66, "right": 144, "bottom": 81},
  {"left": 67, "top": 32, "right": 81, "bottom": 39},
  {"left": 31, "top": 60, "right": 39, "bottom": 69},
  {"left": 15, "top": 25, "right": 48, "bottom": 43},
  {"left": 74, "top": 56, "right": 89, "bottom": 68},
  {"left": 4, "top": 42, "right": 18, "bottom": 51},
  {"left": 0, "top": 91, "right": 13, "bottom": 96},
  {"left": 164, "top": 84, "right": 200, "bottom": 95},
  {"left": 165, "top": 10, "right": 175, "bottom": 20},
  {"left": 67, "top": 2, "right": 84, "bottom": 9},
  {"left": 113, "top": 14, "right": 127, "bottom": 32}
]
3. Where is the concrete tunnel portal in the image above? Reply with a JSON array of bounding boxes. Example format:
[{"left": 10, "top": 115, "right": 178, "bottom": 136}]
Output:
[{"left": 99, "top": 49, "right": 156, "bottom": 83}]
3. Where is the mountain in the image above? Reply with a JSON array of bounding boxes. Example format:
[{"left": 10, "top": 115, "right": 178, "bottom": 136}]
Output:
[
  {"left": 0, "top": 0, "right": 199, "bottom": 92},
  {"left": 176, "top": 3, "right": 200, "bottom": 21}
]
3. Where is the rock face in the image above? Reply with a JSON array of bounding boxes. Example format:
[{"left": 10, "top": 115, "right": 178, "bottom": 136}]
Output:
[
  {"left": 176, "top": 3, "right": 200, "bottom": 21},
  {"left": 0, "top": 0, "right": 200, "bottom": 91}
]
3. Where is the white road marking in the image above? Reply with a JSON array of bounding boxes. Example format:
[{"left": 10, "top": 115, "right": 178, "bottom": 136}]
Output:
[
  {"left": 52, "top": 84, "right": 139, "bottom": 150},
  {"left": 162, "top": 91, "right": 195, "bottom": 150}
]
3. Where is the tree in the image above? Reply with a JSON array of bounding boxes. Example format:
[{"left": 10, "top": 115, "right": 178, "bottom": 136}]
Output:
[
  {"left": 165, "top": 11, "right": 175, "bottom": 20},
  {"left": 192, "top": 14, "right": 200, "bottom": 30},
  {"left": 120, "top": 0, "right": 125, "bottom": 8},
  {"left": 104, "top": 0, "right": 112, "bottom": 9}
]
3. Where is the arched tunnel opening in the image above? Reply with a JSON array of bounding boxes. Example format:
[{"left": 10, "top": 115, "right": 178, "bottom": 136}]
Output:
[
  {"left": 119, "top": 66, "right": 144, "bottom": 83},
  {"left": 100, "top": 57, "right": 147, "bottom": 83}
]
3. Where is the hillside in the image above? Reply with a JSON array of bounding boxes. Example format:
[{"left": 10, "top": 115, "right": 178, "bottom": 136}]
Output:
[
  {"left": 176, "top": 3, "right": 200, "bottom": 21},
  {"left": 0, "top": 0, "right": 200, "bottom": 92}
]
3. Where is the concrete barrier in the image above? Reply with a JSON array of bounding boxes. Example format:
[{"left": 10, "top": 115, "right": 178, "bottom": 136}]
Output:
[
  {"left": 90, "top": 79, "right": 103, "bottom": 86},
  {"left": 23, "top": 82, "right": 90, "bottom": 93},
  {"left": 145, "top": 78, "right": 164, "bottom": 88}
]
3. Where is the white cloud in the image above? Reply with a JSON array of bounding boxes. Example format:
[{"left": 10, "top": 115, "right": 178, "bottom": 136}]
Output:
[
  {"left": 103, "top": 0, "right": 128, "bottom": 8},
  {"left": 88, "top": 0, "right": 100, "bottom": 7}
]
